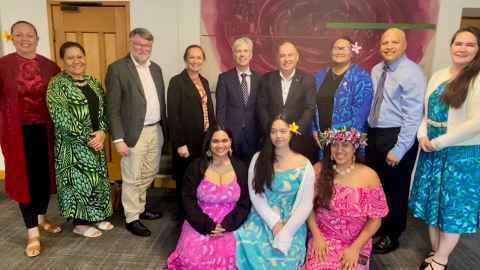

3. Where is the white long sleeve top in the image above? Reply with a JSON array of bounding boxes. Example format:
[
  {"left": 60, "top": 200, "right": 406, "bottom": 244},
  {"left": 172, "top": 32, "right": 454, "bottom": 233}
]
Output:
[
  {"left": 248, "top": 152, "right": 315, "bottom": 254},
  {"left": 417, "top": 67, "right": 480, "bottom": 150}
]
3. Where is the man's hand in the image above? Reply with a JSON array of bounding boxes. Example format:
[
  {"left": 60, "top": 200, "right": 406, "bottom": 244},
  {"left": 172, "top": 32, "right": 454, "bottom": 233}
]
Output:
[
  {"left": 177, "top": 145, "right": 190, "bottom": 158},
  {"left": 385, "top": 150, "right": 400, "bottom": 167},
  {"left": 114, "top": 141, "right": 130, "bottom": 157}
]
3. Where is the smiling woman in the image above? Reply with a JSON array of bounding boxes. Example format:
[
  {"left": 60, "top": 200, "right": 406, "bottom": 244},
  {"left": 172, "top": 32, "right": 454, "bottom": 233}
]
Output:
[{"left": 47, "top": 41, "right": 114, "bottom": 239}]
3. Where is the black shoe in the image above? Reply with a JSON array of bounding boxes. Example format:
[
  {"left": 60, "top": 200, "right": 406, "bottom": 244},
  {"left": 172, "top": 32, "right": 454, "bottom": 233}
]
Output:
[
  {"left": 419, "top": 250, "right": 435, "bottom": 270},
  {"left": 372, "top": 236, "right": 399, "bottom": 254},
  {"left": 125, "top": 220, "right": 151, "bottom": 237},
  {"left": 139, "top": 210, "right": 163, "bottom": 220}
]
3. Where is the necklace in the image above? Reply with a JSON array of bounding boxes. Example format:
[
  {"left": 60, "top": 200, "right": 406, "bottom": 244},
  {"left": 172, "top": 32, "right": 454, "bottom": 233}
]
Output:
[
  {"left": 73, "top": 79, "right": 88, "bottom": 87},
  {"left": 333, "top": 163, "right": 355, "bottom": 176},
  {"left": 209, "top": 161, "right": 233, "bottom": 184}
]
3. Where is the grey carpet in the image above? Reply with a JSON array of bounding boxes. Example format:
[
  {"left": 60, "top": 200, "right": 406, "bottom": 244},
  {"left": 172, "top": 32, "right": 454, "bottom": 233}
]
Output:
[{"left": 0, "top": 183, "right": 479, "bottom": 269}]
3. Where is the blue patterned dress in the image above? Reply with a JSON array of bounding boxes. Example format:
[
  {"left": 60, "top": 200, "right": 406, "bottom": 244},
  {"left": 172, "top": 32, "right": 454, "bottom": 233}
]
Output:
[
  {"left": 235, "top": 168, "right": 307, "bottom": 269},
  {"left": 409, "top": 82, "right": 480, "bottom": 233}
]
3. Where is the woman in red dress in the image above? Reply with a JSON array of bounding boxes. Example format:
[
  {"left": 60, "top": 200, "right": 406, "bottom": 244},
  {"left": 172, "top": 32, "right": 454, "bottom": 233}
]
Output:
[{"left": 0, "top": 21, "right": 62, "bottom": 257}]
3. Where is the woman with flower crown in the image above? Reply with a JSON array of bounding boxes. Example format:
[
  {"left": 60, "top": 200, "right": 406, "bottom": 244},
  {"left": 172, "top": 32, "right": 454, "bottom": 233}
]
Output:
[
  {"left": 235, "top": 115, "right": 315, "bottom": 269},
  {"left": 312, "top": 37, "right": 373, "bottom": 160},
  {"left": 300, "top": 128, "right": 388, "bottom": 270}
]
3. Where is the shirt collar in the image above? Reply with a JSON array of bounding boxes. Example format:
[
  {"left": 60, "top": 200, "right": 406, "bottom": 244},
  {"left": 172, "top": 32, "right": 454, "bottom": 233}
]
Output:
[
  {"left": 130, "top": 54, "right": 151, "bottom": 68},
  {"left": 280, "top": 69, "right": 296, "bottom": 81},
  {"left": 236, "top": 67, "right": 251, "bottom": 76},
  {"left": 384, "top": 54, "right": 406, "bottom": 71}
]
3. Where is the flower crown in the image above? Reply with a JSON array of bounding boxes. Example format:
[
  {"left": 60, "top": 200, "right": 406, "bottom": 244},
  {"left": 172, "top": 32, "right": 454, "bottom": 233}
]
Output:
[{"left": 318, "top": 127, "right": 367, "bottom": 149}]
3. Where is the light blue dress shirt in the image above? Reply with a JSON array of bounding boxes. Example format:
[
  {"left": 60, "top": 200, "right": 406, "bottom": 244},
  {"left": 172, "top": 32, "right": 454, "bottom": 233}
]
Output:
[{"left": 368, "top": 54, "right": 426, "bottom": 160}]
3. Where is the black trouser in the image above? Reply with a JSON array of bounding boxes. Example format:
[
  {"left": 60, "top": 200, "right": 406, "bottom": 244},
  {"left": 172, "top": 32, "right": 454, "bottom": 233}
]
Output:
[
  {"left": 366, "top": 127, "right": 418, "bottom": 241},
  {"left": 172, "top": 152, "right": 194, "bottom": 221},
  {"left": 73, "top": 219, "right": 93, "bottom": 226},
  {"left": 18, "top": 124, "right": 51, "bottom": 229}
]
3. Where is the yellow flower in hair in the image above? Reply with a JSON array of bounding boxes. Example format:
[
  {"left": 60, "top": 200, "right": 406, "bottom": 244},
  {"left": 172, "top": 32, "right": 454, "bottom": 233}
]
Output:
[
  {"left": 289, "top": 122, "right": 301, "bottom": 135},
  {"left": 3, "top": 31, "right": 12, "bottom": 41}
]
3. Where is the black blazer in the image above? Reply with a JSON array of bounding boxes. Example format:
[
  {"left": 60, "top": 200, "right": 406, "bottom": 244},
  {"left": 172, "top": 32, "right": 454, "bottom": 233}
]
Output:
[
  {"left": 106, "top": 55, "right": 168, "bottom": 147},
  {"left": 167, "top": 69, "right": 216, "bottom": 157},
  {"left": 215, "top": 68, "right": 261, "bottom": 149},
  {"left": 257, "top": 69, "right": 316, "bottom": 136},
  {"left": 182, "top": 157, "right": 251, "bottom": 235}
]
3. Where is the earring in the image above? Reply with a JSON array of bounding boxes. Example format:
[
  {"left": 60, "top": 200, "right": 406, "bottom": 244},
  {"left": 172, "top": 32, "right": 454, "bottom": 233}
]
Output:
[
  {"left": 228, "top": 148, "right": 233, "bottom": 156},
  {"left": 206, "top": 150, "right": 212, "bottom": 157}
]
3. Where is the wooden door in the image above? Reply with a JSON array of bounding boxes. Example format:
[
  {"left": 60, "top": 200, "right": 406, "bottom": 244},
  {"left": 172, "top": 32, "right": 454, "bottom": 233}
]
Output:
[
  {"left": 461, "top": 17, "right": 480, "bottom": 29},
  {"left": 48, "top": 1, "right": 130, "bottom": 181}
]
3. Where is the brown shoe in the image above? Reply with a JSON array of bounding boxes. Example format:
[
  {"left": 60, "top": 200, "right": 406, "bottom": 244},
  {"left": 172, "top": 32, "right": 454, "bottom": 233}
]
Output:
[{"left": 39, "top": 220, "right": 62, "bottom": 234}]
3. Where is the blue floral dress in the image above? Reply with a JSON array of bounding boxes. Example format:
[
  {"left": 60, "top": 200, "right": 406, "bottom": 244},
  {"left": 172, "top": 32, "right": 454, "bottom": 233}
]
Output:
[
  {"left": 235, "top": 168, "right": 307, "bottom": 269},
  {"left": 409, "top": 82, "right": 480, "bottom": 233}
]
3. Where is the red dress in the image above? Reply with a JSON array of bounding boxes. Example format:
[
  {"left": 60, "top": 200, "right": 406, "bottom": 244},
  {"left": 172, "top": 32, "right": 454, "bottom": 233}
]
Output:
[{"left": 0, "top": 53, "right": 60, "bottom": 203}]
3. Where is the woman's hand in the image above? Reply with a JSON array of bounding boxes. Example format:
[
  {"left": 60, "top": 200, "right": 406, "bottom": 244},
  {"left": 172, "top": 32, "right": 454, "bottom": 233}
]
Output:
[
  {"left": 272, "top": 222, "right": 284, "bottom": 237},
  {"left": 177, "top": 145, "right": 190, "bottom": 158},
  {"left": 419, "top": 137, "right": 435, "bottom": 152},
  {"left": 210, "top": 224, "right": 226, "bottom": 236},
  {"left": 88, "top": 130, "right": 106, "bottom": 151},
  {"left": 340, "top": 245, "right": 360, "bottom": 270},
  {"left": 312, "top": 235, "right": 328, "bottom": 262}
]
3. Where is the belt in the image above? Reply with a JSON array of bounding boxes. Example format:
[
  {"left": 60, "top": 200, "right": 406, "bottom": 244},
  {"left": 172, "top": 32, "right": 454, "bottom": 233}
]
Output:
[
  {"left": 144, "top": 121, "right": 160, "bottom": 127},
  {"left": 427, "top": 119, "right": 447, "bottom": 128}
]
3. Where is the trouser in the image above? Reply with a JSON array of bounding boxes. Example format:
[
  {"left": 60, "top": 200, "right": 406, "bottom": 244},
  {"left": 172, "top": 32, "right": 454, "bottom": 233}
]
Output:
[
  {"left": 366, "top": 127, "right": 418, "bottom": 240},
  {"left": 234, "top": 129, "right": 257, "bottom": 164},
  {"left": 18, "top": 124, "right": 51, "bottom": 229},
  {"left": 121, "top": 124, "right": 163, "bottom": 223}
]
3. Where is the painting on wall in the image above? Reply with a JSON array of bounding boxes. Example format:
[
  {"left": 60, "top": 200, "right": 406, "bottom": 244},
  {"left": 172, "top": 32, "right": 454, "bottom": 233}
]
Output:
[{"left": 201, "top": 0, "right": 439, "bottom": 85}]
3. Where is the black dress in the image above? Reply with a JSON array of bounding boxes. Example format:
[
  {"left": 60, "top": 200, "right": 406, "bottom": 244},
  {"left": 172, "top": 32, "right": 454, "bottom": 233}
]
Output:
[{"left": 316, "top": 69, "right": 345, "bottom": 131}]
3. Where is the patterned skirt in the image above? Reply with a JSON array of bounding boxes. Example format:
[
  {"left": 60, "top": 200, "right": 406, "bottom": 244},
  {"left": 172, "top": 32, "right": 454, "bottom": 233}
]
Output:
[{"left": 409, "top": 145, "right": 480, "bottom": 233}]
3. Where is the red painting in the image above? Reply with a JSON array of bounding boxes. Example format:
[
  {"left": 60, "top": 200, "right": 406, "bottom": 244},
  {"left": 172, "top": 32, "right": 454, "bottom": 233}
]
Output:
[{"left": 202, "top": 0, "right": 439, "bottom": 73}]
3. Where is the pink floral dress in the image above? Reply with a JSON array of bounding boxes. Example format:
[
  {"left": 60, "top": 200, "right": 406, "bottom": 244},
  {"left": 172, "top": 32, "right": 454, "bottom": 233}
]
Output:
[
  {"left": 167, "top": 178, "right": 240, "bottom": 270},
  {"left": 301, "top": 183, "right": 388, "bottom": 270}
]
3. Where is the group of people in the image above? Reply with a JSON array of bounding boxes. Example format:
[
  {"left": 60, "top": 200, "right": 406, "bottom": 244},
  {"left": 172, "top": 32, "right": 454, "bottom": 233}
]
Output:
[{"left": 0, "top": 18, "right": 479, "bottom": 270}]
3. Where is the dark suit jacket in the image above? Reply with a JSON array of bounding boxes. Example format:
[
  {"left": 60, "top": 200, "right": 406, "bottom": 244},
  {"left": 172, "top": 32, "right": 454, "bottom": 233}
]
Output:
[
  {"left": 167, "top": 69, "right": 216, "bottom": 158},
  {"left": 215, "top": 68, "right": 261, "bottom": 155},
  {"left": 182, "top": 157, "right": 250, "bottom": 235},
  {"left": 105, "top": 55, "right": 168, "bottom": 147},
  {"left": 257, "top": 69, "right": 316, "bottom": 135}
]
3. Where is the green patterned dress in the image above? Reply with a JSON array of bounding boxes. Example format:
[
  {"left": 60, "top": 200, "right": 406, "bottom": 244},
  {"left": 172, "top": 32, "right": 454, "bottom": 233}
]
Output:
[{"left": 47, "top": 72, "right": 112, "bottom": 222}]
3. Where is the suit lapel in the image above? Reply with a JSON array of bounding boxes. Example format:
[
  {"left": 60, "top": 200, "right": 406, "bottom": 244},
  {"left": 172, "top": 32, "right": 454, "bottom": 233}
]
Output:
[
  {"left": 284, "top": 71, "right": 301, "bottom": 108},
  {"left": 182, "top": 70, "right": 203, "bottom": 107},
  {"left": 149, "top": 64, "right": 162, "bottom": 100},
  {"left": 247, "top": 71, "right": 260, "bottom": 107},
  {"left": 126, "top": 58, "right": 146, "bottom": 99},
  {"left": 273, "top": 71, "right": 284, "bottom": 107}
]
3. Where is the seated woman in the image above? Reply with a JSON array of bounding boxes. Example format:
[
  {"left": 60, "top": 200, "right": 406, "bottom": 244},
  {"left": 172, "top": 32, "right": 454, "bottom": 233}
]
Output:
[
  {"left": 167, "top": 125, "right": 251, "bottom": 269},
  {"left": 47, "top": 42, "right": 113, "bottom": 238},
  {"left": 235, "top": 115, "right": 315, "bottom": 269},
  {"left": 301, "top": 128, "right": 388, "bottom": 270},
  {"left": 312, "top": 37, "right": 373, "bottom": 160}
]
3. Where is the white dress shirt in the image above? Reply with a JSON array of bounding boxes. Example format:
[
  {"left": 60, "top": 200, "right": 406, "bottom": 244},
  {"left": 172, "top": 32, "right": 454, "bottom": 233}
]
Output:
[
  {"left": 236, "top": 67, "right": 252, "bottom": 95},
  {"left": 131, "top": 55, "right": 161, "bottom": 125},
  {"left": 280, "top": 69, "right": 296, "bottom": 105}
]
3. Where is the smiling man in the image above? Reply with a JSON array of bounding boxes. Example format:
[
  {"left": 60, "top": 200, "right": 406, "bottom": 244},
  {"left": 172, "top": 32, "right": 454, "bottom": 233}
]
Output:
[
  {"left": 257, "top": 41, "right": 316, "bottom": 161},
  {"left": 366, "top": 28, "right": 426, "bottom": 254},
  {"left": 215, "top": 37, "right": 261, "bottom": 162},
  {"left": 106, "top": 28, "right": 168, "bottom": 237}
]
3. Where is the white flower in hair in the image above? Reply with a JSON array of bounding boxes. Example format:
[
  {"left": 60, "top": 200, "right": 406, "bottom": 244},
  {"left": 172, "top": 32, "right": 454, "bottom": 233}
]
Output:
[{"left": 352, "top": 42, "right": 362, "bottom": 54}]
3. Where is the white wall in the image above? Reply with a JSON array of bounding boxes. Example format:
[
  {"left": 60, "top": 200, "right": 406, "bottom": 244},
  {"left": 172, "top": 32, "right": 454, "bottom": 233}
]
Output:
[
  {"left": 0, "top": 0, "right": 479, "bottom": 171},
  {"left": 432, "top": 0, "right": 480, "bottom": 71}
]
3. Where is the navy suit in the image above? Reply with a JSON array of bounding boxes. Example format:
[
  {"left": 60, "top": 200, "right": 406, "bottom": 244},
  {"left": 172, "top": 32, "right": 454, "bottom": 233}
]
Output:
[{"left": 216, "top": 68, "right": 261, "bottom": 162}]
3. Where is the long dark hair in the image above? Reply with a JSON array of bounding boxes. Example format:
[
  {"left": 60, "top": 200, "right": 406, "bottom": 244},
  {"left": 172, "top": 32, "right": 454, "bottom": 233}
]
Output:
[
  {"left": 198, "top": 125, "right": 234, "bottom": 176},
  {"left": 253, "top": 115, "right": 292, "bottom": 194},
  {"left": 314, "top": 145, "right": 363, "bottom": 209},
  {"left": 442, "top": 26, "right": 480, "bottom": 108}
]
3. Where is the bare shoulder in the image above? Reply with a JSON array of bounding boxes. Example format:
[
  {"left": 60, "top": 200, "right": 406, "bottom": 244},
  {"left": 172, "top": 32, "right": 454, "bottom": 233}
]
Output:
[{"left": 356, "top": 164, "right": 381, "bottom": 188}]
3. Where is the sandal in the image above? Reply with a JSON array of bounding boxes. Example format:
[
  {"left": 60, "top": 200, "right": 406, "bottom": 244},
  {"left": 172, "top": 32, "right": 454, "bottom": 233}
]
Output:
[
  {"left": 420, "top": 250, "right": 436, "bottom": 269},
  {"left": 425, "top": 259, "right": 448, "bottom": 270},
  {"left": 73, "top": 226, "right": 102, "bottom": 238},
  {"left": 39, "top": 220, "right": 62, "bottom": 234},
  {"left": 25, "top": 236, "right": 41, "bottom": 257},
  {"left": 95, "top": 221, "right": 114, "bottom": 231}
]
